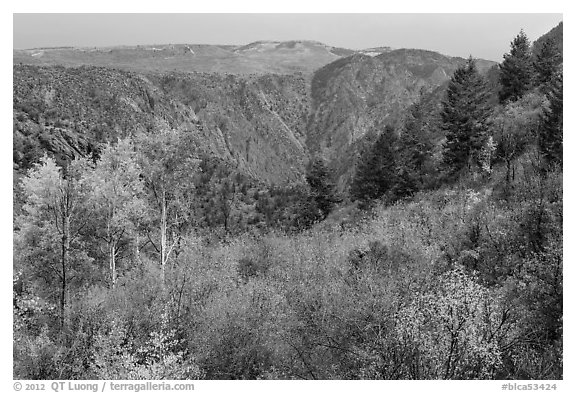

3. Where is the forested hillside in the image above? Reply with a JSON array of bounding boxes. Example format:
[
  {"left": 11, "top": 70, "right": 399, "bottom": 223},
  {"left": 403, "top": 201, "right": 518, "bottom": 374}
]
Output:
[
  {"left": 13, "top": 66, "right": 310, "bottom": 184},
  {"left": 13, "top": 23, "right": 563, "bottom": 380}
]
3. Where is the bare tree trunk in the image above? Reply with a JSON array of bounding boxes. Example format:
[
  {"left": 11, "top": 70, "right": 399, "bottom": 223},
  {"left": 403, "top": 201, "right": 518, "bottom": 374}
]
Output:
[
  {"left": 60, "top": 214, "right": 70, "bottom": 328},
  {"left": 223, "top": 208, "right": 229, "bottom": 234},
  {"left": 106, "top": 208, "right": 117, "bottom": 289},
  {"left": 160, "top": 190, "right": 167, "bottom": 287},
  {"left": 110, "top": 243, "right": 117, "bottom": 289},
  {"left": 135, "top": 232, "right": 140, "bottom": 264}
]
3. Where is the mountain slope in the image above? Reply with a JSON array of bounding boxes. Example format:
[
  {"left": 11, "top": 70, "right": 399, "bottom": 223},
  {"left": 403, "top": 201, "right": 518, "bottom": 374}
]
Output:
[
  {"left": 533, "top": 22, "right": 563, "bottom": 56},
  {"left": 13, "top": 65, "right": 309, "bottom": 184},
  {"left": 306, "top": 49, "right": 496, "bottom": 188}
]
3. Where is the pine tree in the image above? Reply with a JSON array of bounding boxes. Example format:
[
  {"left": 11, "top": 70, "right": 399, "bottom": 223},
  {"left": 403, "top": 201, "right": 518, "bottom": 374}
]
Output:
[
  {"left": 305, "top": 156, "right": 338, "bottom": 220},
  {"left": 539, "top": 71, "right": 563, "bottom": 164},
  {"left": 441, "top": 58, "right": 491, "bottom": 174},
  {"left": 533, "top": 37, "right": 562, "bottom": 91},
  {"left": 396, "top": 101, "right": 434, "bottom": 194},
  {"left": 350, "top": 126, "right": 397, "bottom": 207},
  {"left": 499, "top": 30, "right": 533, "bottom": 103}
]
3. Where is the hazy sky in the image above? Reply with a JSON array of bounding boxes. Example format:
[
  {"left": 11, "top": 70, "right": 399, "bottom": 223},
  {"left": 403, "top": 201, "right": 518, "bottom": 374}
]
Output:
[{"left": 13, "top": 14, "right": 562, "bottom": 61}]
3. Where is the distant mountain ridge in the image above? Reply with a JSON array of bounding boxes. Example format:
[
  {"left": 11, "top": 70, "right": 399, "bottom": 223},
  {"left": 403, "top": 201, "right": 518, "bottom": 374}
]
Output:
[
  {"left": 14, "top": 41, "right": 354, "bottom": 75},
  {"left": 14, "top": 40, "right": 493, "bottom": 76}
]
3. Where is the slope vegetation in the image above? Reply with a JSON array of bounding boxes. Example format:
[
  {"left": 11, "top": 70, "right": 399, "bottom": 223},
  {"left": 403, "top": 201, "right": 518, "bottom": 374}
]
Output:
[{"left": 13, "top": 65, "right": 309, "bottom": 184}]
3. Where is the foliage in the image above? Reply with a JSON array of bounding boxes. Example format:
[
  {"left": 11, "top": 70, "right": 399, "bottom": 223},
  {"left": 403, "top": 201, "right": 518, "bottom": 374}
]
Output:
[
  {"left": 395, "top": 100, "right": 437, "bottom": 194},
  {"left": 90, "top": 312, "right": 203, "bottom": 379},
  {"left": 84, "top": 138, "right": 146, "bottom": 287},
  {"left": 533, "top": 37, "right": 562, "bottom": 91},
  {"left": 135, "top": 129, "right": 201, "bottom": 281},
  {"left": 489, "top": 92, "right": 546, "bottom": 191},
  {"left": 441, "top": 58, "right": 491, "bottom": 175},
  {"left": 539, "top": 72, "right": 563, "bottom": 165},
  {"left": 14, "top": 160, "right": 563, "bottom": 379},
  {"left": 499, "top": 30, "right": 533, "bottom": 103},
  {"left": 396, "top": 267, "right": 504, "bottom": 379},
  {"left": 13, "top": 25, "right": 563, "bottom": 381},
  {"left": 15, "top": 156, "right": 96, "bottom": 326},
  {"left": 305, "top": 156, "right": 339, "bottom": 220},
  {"left": 350, "top": 126, "right": 398, "bottom": 207}
]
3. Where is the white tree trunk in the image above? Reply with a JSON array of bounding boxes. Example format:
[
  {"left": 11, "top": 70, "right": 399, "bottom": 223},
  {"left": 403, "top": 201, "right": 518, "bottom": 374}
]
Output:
[
  {"left": 110, "top": 243, "right": 117, "bottom": 289},
  {"left": 160, "top": 190, "right": 167, "bottom": 286}
]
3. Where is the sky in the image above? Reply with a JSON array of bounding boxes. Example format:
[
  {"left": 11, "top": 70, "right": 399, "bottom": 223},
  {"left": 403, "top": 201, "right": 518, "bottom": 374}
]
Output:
[{"left": 12, "top": 13, "right": 563, "bottom": 62}]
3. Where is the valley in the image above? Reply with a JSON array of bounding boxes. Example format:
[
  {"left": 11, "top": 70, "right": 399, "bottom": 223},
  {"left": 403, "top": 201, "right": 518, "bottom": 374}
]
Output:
[{"left": 13, "top": 41, "right": 497, "bottom": 188}]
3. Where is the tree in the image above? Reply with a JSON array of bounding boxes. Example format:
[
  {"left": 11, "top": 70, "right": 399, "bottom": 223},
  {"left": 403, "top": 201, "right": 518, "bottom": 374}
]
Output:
[
  {"left": 395, "top": 101, "right": 434, "bottom": 195},
  {"left": 490, "top": 93, "right": 546, "bottom": 189},
  {"left": 350, "top": 126, "right": 397, "bottom": 207},
  {"left": 305, "top": 156, "right": 339, "bottom": 220},
  {"left": 539, "top": 71, "right": 563, "bottom": 165},
  {"left": 533, "top": 37, "right": 562, "bottom": 91},
  {"left": 85, "top": 138, "right": 145, "bottom": 288},
  {"left": 499, "top": 30, "right": 533, "bottom": 103},
  {"left": 206, "top": 171, "right": 239, "bottom": 234},
  {"left": 441, "top": 58, "right": 491, "bottom": 174},
  {"left": 17, "top": 156, "right": 93, "bottom": 327},
  {"left": 136, "top": 130, "right": 200, "bottom": 285}
]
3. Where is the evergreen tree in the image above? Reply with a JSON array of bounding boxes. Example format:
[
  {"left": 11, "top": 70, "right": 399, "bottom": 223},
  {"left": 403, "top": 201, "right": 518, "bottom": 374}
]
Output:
[
  {"left": 533, "top": 37, "right": 562, "bottom": 91},
  {"left": 539, "top": 71, "right": 563, "bottom": 164},
  {"left": 391, "top": 166, "right": 418, "bottom": 201},
  {"left": 305, "top": 156, "right": 338, "bottom": 220},
  {"left": 499, "top": 30, "right": 533, "bottom": 103},
  {"left": 396, "top": 101, "right": 434, "bottom": 194},
  {"left": 350, "top": 126, "right": 397, "bottom": 207},
  {"left": 441, "top": 58, "right": 491, "bottom": 174}
]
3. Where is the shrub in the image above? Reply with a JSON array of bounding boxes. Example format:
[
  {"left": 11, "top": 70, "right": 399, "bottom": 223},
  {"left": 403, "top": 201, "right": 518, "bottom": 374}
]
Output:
[
  {"left": 237, "top": 239, "right": 274, "bottom": 282},
  {"left": 90, "top": 312, "right": 203, "bottom": 380},
  {"left": 395, "top": 267, "right": 505, "bottom": 379},
  {"left": 13, "top": 326, "right": 64, "bottom": 379}
]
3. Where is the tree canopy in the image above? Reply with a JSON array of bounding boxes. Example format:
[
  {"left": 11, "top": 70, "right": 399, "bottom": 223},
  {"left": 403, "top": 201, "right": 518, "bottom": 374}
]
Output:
[
  {"left": 441, "top": 58, "right": 491, "bottom": 174},
  {"left": 499, "top": 30, "right": 533, "bottom": 103}
]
